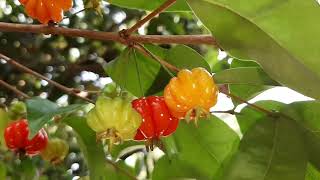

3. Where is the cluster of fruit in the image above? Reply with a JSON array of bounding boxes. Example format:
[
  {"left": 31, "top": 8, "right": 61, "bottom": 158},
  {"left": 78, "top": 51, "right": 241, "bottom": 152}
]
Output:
[
  {"left": 87, "top": 68, "right": 219, "bottom": 149},
  {"left": 18, "top": 0, "right": 73, "bottom": 24},
  {"left": 3, "top": 68, "right": 217, "bottom": 156},
  {"left": 4, "top": 119, "right": 69, "bottom": 164}
]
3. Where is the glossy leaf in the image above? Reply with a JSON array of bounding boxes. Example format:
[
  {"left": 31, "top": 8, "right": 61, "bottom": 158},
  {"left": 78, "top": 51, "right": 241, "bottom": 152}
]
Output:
[
  {"left": 63, "top": 116, "right": 137, "bottom": 179},
  {"left": 231, "top": 59, "right": 261, "bottom": 68},
  {"left": 305, "top": 163, "right": 320, "bottom": 180},
  {"left": 13, "top": 158, "right": 37, "bottom": 180},
  {"left": 153, "top": 115, "right": 240, "bottom": 179},
  {"left": 223, "top": 117, "right": 308, "bottom": 180},
  {"left": 0, "top": 108, "right": 9, "bottom": 149},
  {"left": 161, "top": 135, "right": 178, "bottom": 159},
  {"left": 105, "top": 45, "right": 210, "bottom": 97},
  {"left": 107, "top": 0, "right": 189, "bottom": 11},
  {"left": 232, "top": 85, "right": 272, "bottom": 106},
  {"left": 166, "top": 45, "right": 211, "bottom": 72},
  {"left": 109, "top": 141, "right": 144, "bottom": 159},
  {"left": 237, "top": 101, "right": 284, "bottom": 134},
  {"left": 204, "top": 48, "right": 219, "bottom": 70},
  {"left": 115, "top": 161, "right": 137, "bottom": 180},
  {"left": 0, "top": 162, "right": 6, "bottom": 179},
  {"left": 212, "top": 59, "right": 230, "bottom": 73},
  {"left": 106, "top": 47, "right": 163, "bottom": 97},
  {"left": 152, "top": 156, "right": 208, "bottom": 180},
  {"left": 26, "top": 97, "right": 84, "bottom": 139},
  {"left": 281, "top": 101, "right": 320, "bottom": 170},
  {"left": 229, "top": 60, "right": 276, "bottom": 105},
  {"left": 63, "top": 116, "right": 113, "bottom": 180},
  {"left": 214, "top": 67, "right": 279, "bottom": 86},
  {"left": 187, "top": 0, "right": 320, "bottom": 99}
]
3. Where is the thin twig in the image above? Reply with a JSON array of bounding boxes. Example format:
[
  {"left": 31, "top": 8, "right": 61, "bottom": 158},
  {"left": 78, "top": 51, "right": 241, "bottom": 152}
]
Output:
[
  {"left": 0, "top": 53, "right": 94, "bottom": 104},
  {"left": 133, "top": 43, "right": 180, "bottom": 72},
  {"left": 0, "top": 79, "right": 30, "bottom": 99},
  {"left": 211, "top": 110, "right": 240, "bottom": 115},
  {"left": 63, "top": 8, "right": 87, "bottom": 20},
  {"left": 119, "top": 147, "right": 145, "bottom": 160},
  {"left": 223, "top": 91, "right": 273, "bottom": 115},
  {"left": 106, "top": 159, "right": 138, "bottom": 180},
  {"left": 0, "top": 22, "right": 217, "bottom": 46},
  {"left": 125, "top": 0, "right": 177, "bottom": 35}
]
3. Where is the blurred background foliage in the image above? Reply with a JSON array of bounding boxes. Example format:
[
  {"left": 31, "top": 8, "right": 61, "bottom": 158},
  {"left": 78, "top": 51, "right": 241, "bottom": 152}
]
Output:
[
  {"left": 0, "top": 0, "right": 217, "bottom": 179},
  {"left": 0, "top": 0, "right": 211, "bottom": 104}
]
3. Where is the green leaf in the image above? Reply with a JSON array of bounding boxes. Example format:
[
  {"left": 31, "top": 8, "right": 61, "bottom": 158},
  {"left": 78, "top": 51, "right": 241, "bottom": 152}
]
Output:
[
  {"left": 154, "top": 115, "right": 240, "bottom": 179},
  {"left": 305, "top": 163, "right": 320, "bottom": 180},
  {"left": 161, "top": 135, "right": 179, "bottom": 159},
  {"left": 212, "top": 60, "right": 230, "bottom": 73},
  {"left": 107, "top": 0, "right": 189, "bottom": 11},
  {"left": 0, "top": 162, "right": 6, "bottom": 179},
  {"left": 187, "top": 0, "right": 320, "bottom": 99},
  {"left": 237, "top": 101, "right": 285, "bottom": 134},
  {"left": 153, "top": 156, "right": 208, "bottom": 180},
  {"left": 106, "top": 47, "right": 163, "bottom": 97},
  {"left": 231, "top": 85, "right": 272, "bottom": 106},
  {"left": 166, "top": 45, "right": 211, "bottom": 72},
  {"left": 109, "top": 141, "right": 144, "bottom": 159},
  {"left": 228, "top": 60, "right": 277, "bottom": 105},
  {"left": 0, "top": 108, "right": 10, "bottom": 149},
  {"left": 106, "top": 45, "right": 210, "bottom": 97},
  {"left": 214, "top": 61, "right": 278, "bottom": 105},
  {"left": 26, "top": 97, "right": 85, "bottom": 139},
  {"left": 14, "top": 158, "right": 37, "bottom": 180},
  {"left": 281, "top": 101, "right": 320, "bottom": 170},
  {"left": 204, "top": 48, "right": 219, "bottom": 70},
  {"left": 63, "top": 116, "right": 111, "bottom": 180},
  {"left": 63, "top": 116, "right": 137, "bottom": 179},
  {"left": 231, "top": 59, "right": 261, "bottom": 68},
  {"left": 223, "top": 117, "right": 308, "bottom": 180},
  {"left": 214, "top": 67, "right": 279, "bottom": 86},
  {"left": 115, "top": 161, "right": 137, "bottom": 180}
]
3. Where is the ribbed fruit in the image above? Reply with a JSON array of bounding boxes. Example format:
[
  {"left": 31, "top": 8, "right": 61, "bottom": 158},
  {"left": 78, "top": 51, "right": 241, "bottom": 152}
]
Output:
[
  {"left": 164, "top": 67, "right": 218, "bottom": 120},
  {"left": 19, "top": 0, "right": 73, "bottom": 24},
  {"left": 41, "top": 138, "right": 69, "bottom": 164},
  {"left": 4, "top": 119, "right": 48, "bottom": 156},
  {"left": 86, "top": 96, "right": 142, "bottom": 144}
]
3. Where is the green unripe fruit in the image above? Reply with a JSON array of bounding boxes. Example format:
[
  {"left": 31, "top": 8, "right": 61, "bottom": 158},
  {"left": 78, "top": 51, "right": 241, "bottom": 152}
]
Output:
[
  {"left": 41, "top": 138, "right": 69, "bottom": 164},
  {"left": 86, "top": 96, "right": 142, "bottom": 143},
  {"left": 9, "top": 101, "right": 26, "bottom": 120},
  {"left": 0, "top": 108, "right": 10, "bottom": 150}
]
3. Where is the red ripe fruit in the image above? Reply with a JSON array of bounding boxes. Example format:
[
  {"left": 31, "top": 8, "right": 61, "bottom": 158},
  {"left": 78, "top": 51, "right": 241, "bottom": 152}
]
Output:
[
  {"left": 132, "top": 96, "right": 179, "bottom": 142},
  {"left": 4, "top": 119, "right": 48, "bottom": 156}
]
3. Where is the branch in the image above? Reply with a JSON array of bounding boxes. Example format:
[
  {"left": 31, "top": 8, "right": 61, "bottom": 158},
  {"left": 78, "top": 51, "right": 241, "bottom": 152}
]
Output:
[
  {"left": 211, "top": 110, "right": 240, "bottom": 115},
  {"left": 119, "top": 147, "right": 145, "bottom": 160},
  {"left": 63, "top": 8, "right": 87, "bottom": 20},
  {"left": 0, "top": 22, "right": 217, "bottom": 46},
  {"left": 0, "top": 79, "right": 30, "bottom": 99},
  {"left": 222, "top": 91, "right": 274, "bottom": 115},
  {"left": 0, "top": 53, "right": 94, "bottom": 104},
  {"left": 133, "top": 43, "right": 180, "bottom": 72},
  {"left": 125, "top": 0, "right": 177, "bottom": 35}
]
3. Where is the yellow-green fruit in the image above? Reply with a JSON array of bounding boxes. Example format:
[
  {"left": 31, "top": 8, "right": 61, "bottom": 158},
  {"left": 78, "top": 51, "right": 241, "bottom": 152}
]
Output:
[
  {"left": 41, "top": 138, "right": 69, "bottom": 164},
  {"left": 86, "top": 96, "right": 142, "bottom": 141},
  {"left": 0, "top": 108, "right": 10, "bottom": 150},
  {"left": 8, "top": 101, "right": 26, "bottom": 120}
]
